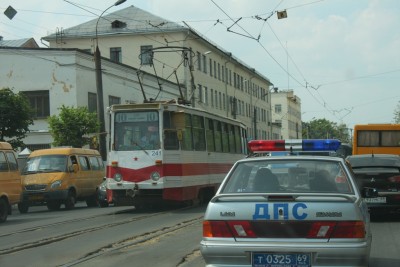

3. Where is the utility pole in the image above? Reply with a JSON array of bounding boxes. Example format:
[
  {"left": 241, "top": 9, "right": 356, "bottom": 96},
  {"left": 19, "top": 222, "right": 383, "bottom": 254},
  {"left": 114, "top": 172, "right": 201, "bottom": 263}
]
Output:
[
  {"left": 94, "top": 0, "right": 126, "bottom": 161},
  {"left": 253, "top": 106, "right": 257, "bottom": 139}
]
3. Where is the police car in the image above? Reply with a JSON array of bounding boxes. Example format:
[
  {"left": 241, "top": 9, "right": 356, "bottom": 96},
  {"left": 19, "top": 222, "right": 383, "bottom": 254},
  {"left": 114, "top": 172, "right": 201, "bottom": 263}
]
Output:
[{"left": 200, "top": 139, "right": 372, "bottom": 267}]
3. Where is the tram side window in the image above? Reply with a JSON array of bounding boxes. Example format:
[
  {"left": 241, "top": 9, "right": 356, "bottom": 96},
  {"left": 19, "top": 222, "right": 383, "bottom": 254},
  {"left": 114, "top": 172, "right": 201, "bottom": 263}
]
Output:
[
  {"left": 221, "top": 122, "right": 229, "bottom": 153},
  {"left": 214, "top": 121, "right": 222, "bottom": 152},
  {"left": 193, "top": 115, "right": 206, "bottom": 151},
  {"left": 229, "top": 125, "right": 236, "bottom": 153},
  {"left": 164, "top": 111, "right": 180, "bottom": 150},
  {"left": 206, "top": 119, "right": 215, "bottom": 152},
  {"left": 235, "top": 126, "right": 243, "bottom": 153},
  {"left": 182, "top": 114, "right": 193, "bottom": 150},
  {"left": 164, "top": 130, "right": 179, "bottom": 150}
]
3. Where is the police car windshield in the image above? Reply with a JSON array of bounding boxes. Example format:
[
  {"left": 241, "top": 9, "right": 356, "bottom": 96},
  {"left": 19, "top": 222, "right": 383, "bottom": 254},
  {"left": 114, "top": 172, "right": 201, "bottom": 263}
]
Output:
[{"left": 221, "top": 159, "right": 353, "bottom": 194}]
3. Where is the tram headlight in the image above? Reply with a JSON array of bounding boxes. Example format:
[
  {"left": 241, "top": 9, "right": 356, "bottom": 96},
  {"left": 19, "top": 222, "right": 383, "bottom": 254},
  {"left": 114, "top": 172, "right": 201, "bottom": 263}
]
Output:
[
  {"left": 114, "top": 173, "right": 123, "bottom": 182},
  {"left": 150, "top": 171, "right": 161, "bottom": 181}
]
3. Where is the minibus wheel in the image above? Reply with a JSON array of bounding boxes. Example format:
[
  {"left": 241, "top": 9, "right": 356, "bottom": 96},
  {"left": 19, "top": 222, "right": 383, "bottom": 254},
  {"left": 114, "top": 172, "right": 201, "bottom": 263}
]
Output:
[
  {"left": 65, "top": 190, "right": 76, "bottom": 210},
  {"left": 0, "top": 198, "right": 8, "bottom": 223},
  {"left": 18, "top": 202, "right": 29, "bottom": 214},
  {"left": 47, "top": 201, "right": 61, "bottom": 211}
]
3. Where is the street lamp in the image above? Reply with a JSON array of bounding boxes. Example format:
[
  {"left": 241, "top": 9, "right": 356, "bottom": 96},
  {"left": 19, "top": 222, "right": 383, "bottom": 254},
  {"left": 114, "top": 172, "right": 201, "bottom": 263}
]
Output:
[{"left": 94, "top": 0, "right": 126, "bottom": 161}]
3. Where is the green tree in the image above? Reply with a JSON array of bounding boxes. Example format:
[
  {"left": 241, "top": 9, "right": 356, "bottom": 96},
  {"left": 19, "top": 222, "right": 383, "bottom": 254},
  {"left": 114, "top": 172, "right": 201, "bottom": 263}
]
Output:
[
  {"left": 0, "top": 88, "right": 34, "bottom": 148},
  {"left": 394, "top": 101, "right": 400, "bottom": 123},
  {"left": 302, "top": 118, "right": 350, "bottom": 143},
  {"left": 48, "top": 105, "right": 100, "bottom": 148}
]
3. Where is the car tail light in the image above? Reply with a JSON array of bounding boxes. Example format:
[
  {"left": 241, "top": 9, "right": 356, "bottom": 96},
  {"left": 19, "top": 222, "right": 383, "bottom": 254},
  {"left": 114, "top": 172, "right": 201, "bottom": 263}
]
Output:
[
  {"left": 307, "top": 222, "right": 336, "bottom": 238},
  {"left": 203, "top": 221, "right": 233, "bottom": 237},
  {"left": 388, "top": 176, "right": 400, "bottom": 183},
  {"left": 204, "top": 220, "right": 366, "bottom": 239},
  {"left": 226, "top": 221, "right": 257, "bottom": 237},
  {"left": 307, "top": 221, "right": 365, "bottom": 238},
  {"left": 203, "top": 221, "right": 257, "bottom": 238},
  {"left": 331, "top": 221, "right": 365, "bottom": 238}
]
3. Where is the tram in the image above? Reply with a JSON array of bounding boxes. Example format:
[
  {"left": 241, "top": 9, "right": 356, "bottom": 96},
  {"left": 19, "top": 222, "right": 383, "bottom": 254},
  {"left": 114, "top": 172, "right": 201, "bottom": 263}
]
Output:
[{"left": 105, "top": 100, "right": 247, "bottom": 207}]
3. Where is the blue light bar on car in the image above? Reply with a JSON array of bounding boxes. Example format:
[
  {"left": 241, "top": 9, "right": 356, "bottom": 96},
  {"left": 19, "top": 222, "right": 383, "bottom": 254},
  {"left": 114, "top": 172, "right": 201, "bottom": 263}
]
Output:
[{"left": 248, "top": 139, "right": 341, "bottom": 153}]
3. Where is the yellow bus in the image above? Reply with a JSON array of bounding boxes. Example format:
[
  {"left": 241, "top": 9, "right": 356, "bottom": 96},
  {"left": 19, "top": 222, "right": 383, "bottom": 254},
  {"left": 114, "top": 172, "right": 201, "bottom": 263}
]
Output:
[
  {"left": 19, "top": 147, "right": 104, "bottom": 213},
  {"left": 352, "top": 124, "right": 400, "bottom": 155},
  {"left": 0, "top": 142, "right": 21, "bottom": 223}
]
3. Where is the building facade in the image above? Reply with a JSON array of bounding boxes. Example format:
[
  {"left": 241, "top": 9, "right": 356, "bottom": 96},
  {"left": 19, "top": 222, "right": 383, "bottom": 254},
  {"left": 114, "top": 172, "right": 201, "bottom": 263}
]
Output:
[
  {"left": 271, "top": 89, "right": 302, "bottom": 139},
  {"left": 42, "top": 5, "right": 275, "bottom": 140},
  {"left": 0, "top": 47, "right": 181, "bottom": 151}
]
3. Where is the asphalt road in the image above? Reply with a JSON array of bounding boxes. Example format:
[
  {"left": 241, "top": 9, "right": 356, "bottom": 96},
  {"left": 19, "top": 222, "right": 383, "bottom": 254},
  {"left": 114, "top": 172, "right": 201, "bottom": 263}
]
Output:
[{"left": 1, "top": 204, "right": 400, "bottom": 267}]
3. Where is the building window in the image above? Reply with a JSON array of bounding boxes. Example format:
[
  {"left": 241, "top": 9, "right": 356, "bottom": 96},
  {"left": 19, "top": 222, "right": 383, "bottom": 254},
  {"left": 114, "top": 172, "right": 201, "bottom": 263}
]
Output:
[
  {"left": 275, "top": 104, "right": 282, "bottom": 113},
  {"left": 198, "top": 84, "right": 203, "bottom": 103},
  {"left": 210, "top": 89, "right": 214, "bottom": 107},
  {"left": 214, "top": 61, "right": 217, "bottom": 78},
  {"left": 204, "top": 87, "right": 208, "bottom": 105},
  {"left": 88, "top": 92, "right": 97, "bottom": 113},
  {"left": 110, "top": 47, "right": 122, "bottom": 63},
  {"left": 215, "top": 90, "right": 218, "bottom": 108},
  {"left": 22, "top": 90, "right": 50, "bottom": 119},
  {"left": 197, "top": 52, "right": 201, "bottom": 70},
  {"left": 209, "top": 58, "right": 212, "bottom": 77},
  {"left": 140, "top": 45, "right": 153, "bottom": 65},
  {"left": 203, "top": 55, "right": 207, "bottom": 73},
  {"left": 109, "top": 96, "right": 121, "bottom": 106}
]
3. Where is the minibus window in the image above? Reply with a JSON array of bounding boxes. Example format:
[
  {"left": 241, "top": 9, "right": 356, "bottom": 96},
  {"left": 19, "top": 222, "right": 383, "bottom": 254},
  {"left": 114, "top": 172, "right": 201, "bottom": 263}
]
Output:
[
  {"left": 78, "top": 156, "right": 90, "bottom": 171},
  {"left": 6, "top": 152, "right": 18, "bottom": 171},
  {"left": 0, "top": 152, "right": 8, "bottom": 171},
  {"left": 89, "top": 156, "right": 100, "bottom": 170}
]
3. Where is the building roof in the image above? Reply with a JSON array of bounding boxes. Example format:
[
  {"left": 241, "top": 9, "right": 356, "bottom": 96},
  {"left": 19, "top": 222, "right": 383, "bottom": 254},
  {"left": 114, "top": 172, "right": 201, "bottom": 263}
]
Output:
[
  {"left": 0, "top": 37, "right": 39, "bottom": 48},
  {"left": 41, "top": 5, "right": 271, "bottom": 84},
  {"left": 42, "top": 5, "right": 185, "bottom": 40}
]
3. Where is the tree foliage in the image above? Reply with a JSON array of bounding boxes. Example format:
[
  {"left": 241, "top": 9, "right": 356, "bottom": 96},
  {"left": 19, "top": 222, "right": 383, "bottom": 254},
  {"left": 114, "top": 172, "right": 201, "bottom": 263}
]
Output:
[
  {"left": 48, "top": 105, "right": 100, "bottom": 148},
  {"left": 0, "top": 88, "right": 34, "bottom": 148},
  {"left": 394, "top": 101, "right": 400, "bottom": 123},
  {"left": 302, "top": 118, "right": 350, "bottom": 143}
]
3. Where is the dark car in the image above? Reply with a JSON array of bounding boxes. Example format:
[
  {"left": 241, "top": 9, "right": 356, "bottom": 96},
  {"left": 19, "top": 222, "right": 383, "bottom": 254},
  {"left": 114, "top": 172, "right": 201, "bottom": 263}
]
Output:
[
  {"left": 346, "top": 154, "right": 400, "bottom": 216},
  {"left": 97, "top": 180, "right": 110, "bottom": 207}
]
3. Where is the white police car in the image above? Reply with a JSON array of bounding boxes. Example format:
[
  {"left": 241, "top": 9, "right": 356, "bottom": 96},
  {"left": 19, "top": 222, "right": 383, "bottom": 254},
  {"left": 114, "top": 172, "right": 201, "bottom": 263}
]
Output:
[{"left": 200, "top": 139, "right": 372, "bottom": 267}]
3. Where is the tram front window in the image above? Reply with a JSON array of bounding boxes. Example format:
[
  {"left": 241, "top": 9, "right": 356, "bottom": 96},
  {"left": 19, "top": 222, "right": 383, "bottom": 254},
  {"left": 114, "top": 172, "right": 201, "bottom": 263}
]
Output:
[{"left": 114, "top": 111, "right": 160, "bottom": 151}]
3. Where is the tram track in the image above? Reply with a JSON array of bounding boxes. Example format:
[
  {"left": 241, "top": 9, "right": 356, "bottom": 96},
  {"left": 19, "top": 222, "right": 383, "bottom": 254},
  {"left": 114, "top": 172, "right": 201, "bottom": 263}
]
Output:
[
  {"left": 59, "top": 216, "right": 203, "bottom": 267},
  {"left": 0, "top": 206, "right": 188, "bottom": 256},
  {"left": 0, "top": 207, "right": 134, "bottom": 238}
]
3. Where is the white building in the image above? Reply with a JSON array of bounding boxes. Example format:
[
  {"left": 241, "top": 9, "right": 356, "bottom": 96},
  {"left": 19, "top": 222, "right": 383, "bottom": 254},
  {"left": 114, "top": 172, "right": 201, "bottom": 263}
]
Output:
[
  {"left": 0, "top": 5, "right": 292, "bottom": 155},
  {"left": 42, "top": 5, "right": 275, "bottom": 140},
  {"left": 271, "top": 89, "right": 302, "bottom": 139},
  {"left": 0, "top": 47, "right": 181, "bottom": 150}
]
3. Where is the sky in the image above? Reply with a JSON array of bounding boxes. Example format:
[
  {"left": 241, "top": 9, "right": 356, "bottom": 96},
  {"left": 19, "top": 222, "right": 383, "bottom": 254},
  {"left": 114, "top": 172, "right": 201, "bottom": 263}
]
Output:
[{"left": 1, "top": 0, "right": 399, "bottom": 129}]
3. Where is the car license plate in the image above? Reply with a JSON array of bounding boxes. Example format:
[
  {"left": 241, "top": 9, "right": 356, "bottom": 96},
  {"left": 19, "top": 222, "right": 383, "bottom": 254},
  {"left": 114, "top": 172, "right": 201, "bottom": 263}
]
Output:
[
  {"left": 364, "top": 197, "right": 386, "bottom": 203},
  {"left": 252, "top": 252, "right": 311, "bottom": 267},
  {"left": 30, "top": 195, "right": 44, "bottom": 201}
]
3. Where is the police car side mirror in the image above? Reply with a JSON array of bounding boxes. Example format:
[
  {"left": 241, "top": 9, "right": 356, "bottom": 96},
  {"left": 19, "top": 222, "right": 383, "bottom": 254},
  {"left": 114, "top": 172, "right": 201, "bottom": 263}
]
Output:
[{"left": 362, "top": 187, "right": 378, "bottom": 198}]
